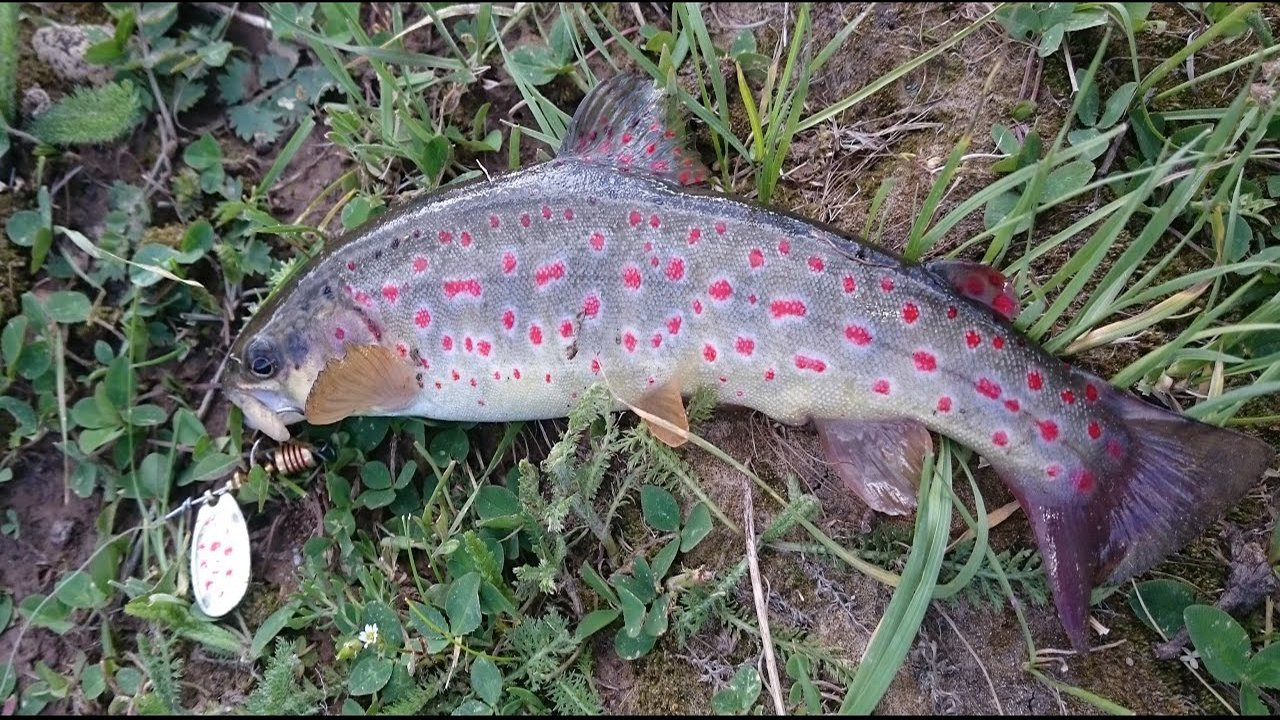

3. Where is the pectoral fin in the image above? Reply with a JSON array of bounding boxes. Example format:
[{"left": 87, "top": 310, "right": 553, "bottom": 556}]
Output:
[
  {"left": 814, "top": 418, "right": 933, "bottom": 516},
  {"left": 304, "top": 345, "right": 418, "bottom": 426}
]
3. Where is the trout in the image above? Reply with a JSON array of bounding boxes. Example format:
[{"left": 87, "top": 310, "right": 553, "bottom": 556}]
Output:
[{"left": 225, "top": 74, "right": 1274, "bottom": 650}]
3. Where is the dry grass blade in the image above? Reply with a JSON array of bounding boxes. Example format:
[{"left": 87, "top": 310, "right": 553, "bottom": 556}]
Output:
[
  {"left": 947, "top": 499, "right": 1021, "bottom": 552},
  {"left": 742, "top": 479, "right": 785, "bottom": 716}
]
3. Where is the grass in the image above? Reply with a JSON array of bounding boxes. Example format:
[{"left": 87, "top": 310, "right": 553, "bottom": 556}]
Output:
[{"left": 0, "top": 1, "right": 1278, "bottom": 715}]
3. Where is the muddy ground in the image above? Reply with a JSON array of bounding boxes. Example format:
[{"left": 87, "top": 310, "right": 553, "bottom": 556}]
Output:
[{"left": 1, "top": 2, "right": 1277, "bottom": 715}]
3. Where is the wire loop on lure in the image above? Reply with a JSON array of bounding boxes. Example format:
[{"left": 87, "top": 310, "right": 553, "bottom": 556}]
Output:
[{"left": 162, "top": 439, "right": 330, "bottom": 521}]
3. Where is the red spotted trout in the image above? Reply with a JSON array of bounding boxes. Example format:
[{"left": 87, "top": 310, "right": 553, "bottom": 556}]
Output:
[{"left": 224, "top": 73, "right": 1274, "bottom": 651}]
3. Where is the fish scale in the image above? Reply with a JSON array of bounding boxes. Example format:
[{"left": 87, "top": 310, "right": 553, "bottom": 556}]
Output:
[{"left": 225, "top": 73, "right": 1273, "bottom": 652}]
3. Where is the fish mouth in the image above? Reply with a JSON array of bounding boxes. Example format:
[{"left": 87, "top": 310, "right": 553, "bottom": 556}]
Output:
[{"left": 226, "top": 387, "right": 305, "bottom": 442}]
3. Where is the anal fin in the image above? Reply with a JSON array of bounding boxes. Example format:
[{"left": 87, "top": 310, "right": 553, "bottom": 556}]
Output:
[
  {"left": 814, "top": 419, "right": 933, "bottom": 516},
  {"left": 304, "top": 345, "right": 418, "bottom": 426}
]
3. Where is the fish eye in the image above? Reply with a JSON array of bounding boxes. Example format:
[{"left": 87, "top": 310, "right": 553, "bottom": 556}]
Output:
[{"left": 246, "top": 339, "right": 279, "bottom": 379}]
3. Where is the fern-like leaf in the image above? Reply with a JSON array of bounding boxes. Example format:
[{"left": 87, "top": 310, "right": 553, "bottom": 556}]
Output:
[
  {"left": 26, "top": 80, "right": 143, "bottom": 145},
  {"left": 0, "top": 4, "right": 17, "bottom": 124},
  {"left": 136, "top": 630, "right": 183, "bottom": 714},
  {"left": 244, "top": 639, "right": 324, "bottom": 715}
]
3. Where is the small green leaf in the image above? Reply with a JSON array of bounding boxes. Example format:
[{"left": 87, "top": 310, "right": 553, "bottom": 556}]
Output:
[
  {"left": 1042, "top": 160, "right": 1095, "bottom": 203},
  {"left": 80, "top": 663, "right": 105, "bottom": 700},
  {"left": 1241, "top": 685, "right": 1267, "bottom": 716},
  {"left": 1245, "top": 641, "right": 1280, "bottom": 689},
  {"left": 250, "top": 600, "right": 300, "bottom": 660},
  {"left": 183, "top": 452, "right": 239, "bottom": 486},
  {"left": 197, "top": 40, "right": 232, "bottom": 66},
  {"left": 53, "top": 572, "right": 108, "bottom": 610},
  {"left": 348, "top": 655, "right": 394, "bottom": 696},
  {"left": 575, "top": 608, "right": 620, "bottom": 641},
  {"left": 640, "top": 485, "right": 679, "bottom": 533},
  {"left": 183, "top": 134, "right": 222, "bottom": 170},
  {"left": 1184, "top": 605, "right": 1250, "bottom": 684},
  {"left": 680, "top": 503, "right": 713, "bottom": 552},
  {"left": 613, "top": 627, "right": 657, "bottom": 660},
  {"left": 359, "top": 488, "right": 396, "bottom": 509},
  {"left": 0, "top": 664, "right": 14, "bottom": 700},
  {"left": 409, "top": 602, "right": 450, "bottom": 653},
  {"left": 362, "top": 461, "right": 392, "bottom": 490},
  {"left": 1099, "top": 81, "right": 1137, "bottom": 129},
  {"left": 471, "top": 657, "right": 502, "bottom": 706},
  {"left": 446, "top": 572, "right": 482, "bottom": 636},
  {"left": 617, "top": 586, "right": 647, "bottom": 639},
  {"left": 712, "top": 664, "right": 762, "bottom": 714},
  {"left": 1129, "top": 579, "right": 1197, "bottom": 637},
  {"left": 42, "top": 292, "right": 91, "bottom": 324},
  {"left": 362, "top": 601, "right": 404, "bottom": 650}
]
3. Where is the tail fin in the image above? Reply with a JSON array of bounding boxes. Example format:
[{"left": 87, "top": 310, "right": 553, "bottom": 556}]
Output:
[{"left": 1003, "top": 384, "right": 1274, "bottom": 651}]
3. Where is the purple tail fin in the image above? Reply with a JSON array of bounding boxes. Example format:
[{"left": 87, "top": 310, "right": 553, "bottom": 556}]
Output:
[{"left": 1002, "top": 383, "right": 1274, "bottom": 651}]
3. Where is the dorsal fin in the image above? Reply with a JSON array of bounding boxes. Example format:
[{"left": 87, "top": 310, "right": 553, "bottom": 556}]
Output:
[
  {"left": 927, "top": 259, "right": 1020, "bottom": 320},
  {"left": 559, "top": 73, "right": 710, "bottom": 186}
]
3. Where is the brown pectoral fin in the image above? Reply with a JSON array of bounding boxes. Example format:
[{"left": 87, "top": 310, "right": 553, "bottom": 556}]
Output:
[
  {"left": 814, "top": 418, "right": 934, "bottom": 516},
  {"left": 630, "top": 379, "right": 690, "bottom": 447},
  {"left": 304, "top": 345, "right": 418, "bottom": 426}
]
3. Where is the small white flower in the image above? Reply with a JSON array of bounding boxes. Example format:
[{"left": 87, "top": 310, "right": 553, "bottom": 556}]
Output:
[{"left": 358, "top": 623, "right": 380, "bottom": 648}]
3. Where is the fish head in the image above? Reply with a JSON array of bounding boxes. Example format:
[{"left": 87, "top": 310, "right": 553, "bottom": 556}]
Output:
[{"left": 225, "top": 289, "right": 348, "bottom": 442}]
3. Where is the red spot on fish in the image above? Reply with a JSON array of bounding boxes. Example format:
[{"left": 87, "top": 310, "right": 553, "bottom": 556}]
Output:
[
  {"left": 1004, "top": 398, "right": 1020, "bottom": 412},
  {"left": 678, "top": 170, "right": 691, "bottom": 184},
  {"left": 872, "top": 378, "right": 891, "bottom": 394},
  {"left": 992, "top": 336, "right": 1005, "bottom": 350},
  {"left": 1073, "top": 468, "right": 1095, "bottom": 492},
  {"left": 649, "top": 214, "right": 661, "bottom": 229},
  {"left": 936, "top": 396, "right": 952, "bottom": 413},
  {"left": 881, "top": 277, "right": 895, "bottom": 292},
  {"left": 965, "top": 276, "right": 985, "bottom": 295},
  {"left": 715, "top": 221, "right": 727, "bottom": 234},
  {"left": 747, "top": 293, "right": 758, "bottom": 305},
  {"left": 1038, "top": 420, "right": 1059, "bottom": 442},
  {"left": 1027, "top": 371, "right": 1043, "bottom": 391},
  {"left": 808, "top": 256, "right": 825, "bottom": 272},
  {"left": 502, "top": 252, "right": 517, "bottom": 274},
  {"left": 412, "top": 257, "right": 429, "bottom": 273},
  {"left": 623, "top": 265, "right": 642, "bottom": 290},
  {"left": 703, "top": 344, "right": 717, "bottom": 362},
  {"left": 354, "top": 291, "right": 371, "bottom": 306},
  {"left": 535, "top": 261, "right": 566, "bottom": 287},
  {"left": 451, "top": 369, "right": 460, "bottom": 381},
  {"left": 843, "top": 275, "right": 856, "bottom": 293},
  {"left": 529, "top": 324, "right": 543, "bottom": 345},
  {"left": 765, "top": 368, "right": 776, "bottom": 381},
  {"left": 993, "top": 293, "right": 1016, "bottom": 318},
  {"left": 708, "top": 279, "right": 733, "bottom": 302},
  {"left": 211, "top": 542, "right": 220, "bottom": 551},
  {"left": 646, "top": 142, "right": 657, "bottom": 155},
  {"left": 629, "top": 210, "right": 642, "bottom": 227},
  {"left": 382, "top": 284, "right": 399, "bottom": 303},
  {"left": 666, "top": 257, "right": 686, "bottom": 281},
  {"left": 1106, "top": 438, "right": 1125, "bottom": 460},
  {"left": 992, "top": 431, "right": 1009, "bottom": 447},
  {"left": 560, "top": 321, "right": 574, "bottom": 338},
  {"left": 564, "top": 208, "right": 574, "bottom": 221},
  {"left": 513, "top": 368, "right": 521, "bottom": 380},
  {"left": 778, "top": 239, "right": 791, "bottom": 255},
  {"left": 347, "top": 261, "right": 356, "bottom": 271},
  {"left": 590, "top": 232, "right": 605, "bottom": 251},
  {"left": 434, "top": 381, "right": 442, "bottom": 390},
  {"left": 460, "top": 231, "right": 472, "bottom": 247},
  {"left": 664, "top": 129, "right": 676, "bottom": 139},
  {"left": 623, "top": 332, "right": 637, "bottom": 352},
  {"left": 443, "top": 279, "right": 482, "bottom": 298},
  {"left": 470, "top": 377, "right": 478, "bottom": 387},
  {"left": 976, "top": 378, "right": 1001, "bottom": 399},
  {"left": 688, "top": 227, "right": 701, "bottom": 244},
  {"left": 1061, "top": 389, "right": 1076, "bottom": 404},
  {"left": 845, "top": 325, "right": 872, "bottom": 346},
  {"left": 770, "top": 299, "right": 807, "bottom": 319},
  {"left": 334, "top": 327, "right": 345, "bottom": 340},
  {"left": 416, "top": 309, "right": 431, "bottom": 329},
  {"left": 749, "top": 248, "right": 765, "bottom": 268},
  {"left": 439, "top": 230, "right": 452, "bottom": 243},
  {"left": 794, "top": 355, "right": 826, "bottom": 373},
  {"left": 650, "top": 256, "right": 660, "bottom": 268},
  {"left": 545, "top": 372, "right": 552, "bottom": 384},
  {"left": 541, "top": 205, "right": 552, "bottom": 220},
  {"left": 477, "top": 340, "right": 491, "bottom": 357},
  {"left": 465, "top": 337, "right": 473, "bottom": 353},
  {"left": 521, "top": 213, "right": 531, "bottom": 228},
  {"left": 946, "top": 305, "right": 958, "bottom": 319},
  {"left": 442, "top": 335, "right": 453, "bottom": 351},
  {"left": 622, "top": 132, "right": 633, "bottom": 144},
  {"left": 901, "top": 303, "right": 919, "bottom": 324},
  {"left": 965, "top": 330, "right": 981, "bottom": 349},
  {"left": 912, "top": 351, "right": 937, "bottom": 372},
  {"left": 735, "top": 337, "right": 755, "bottom": 356},
  {"left": 490, "top": 214, "right": 500, "bottom": 228},
  {"left": 1046, "top": 464, "right": 1061, "bottom": 478},
  {"left": 651, "top": 333, "right": 662, "bottom": 348},
  {"left": 502, "top": 309, "right": 515, "bottom": 331},
  {"left": 667, "top": 316, "right": 682, "bottom": 335},
  {"left": 582, "top": 295, "right": 600, "bottom": 318},
  {"left": 1085, "top": 383, "right": 1099, "bottom": 403},
  {"left": 692, "top": 298, "right": 703, "bottom": 315},
  {"left": 643, "top": 241, "right": 653, "bottom": 254},
  {"left": 1087, "top": 421, "right": 1102, "bottom": 440},
  {"left": 493, "top": 371, "right": 501, "bottom": 380}
]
